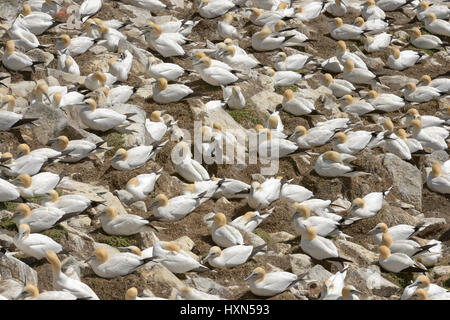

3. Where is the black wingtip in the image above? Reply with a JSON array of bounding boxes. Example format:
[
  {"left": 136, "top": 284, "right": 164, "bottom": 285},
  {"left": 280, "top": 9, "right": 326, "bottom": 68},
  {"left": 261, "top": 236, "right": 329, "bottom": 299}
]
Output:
[
  {"left": 11, "top": 117, "right": 39, "bottom": 129},
  {"left": 125, "top": 112, "right": 137, "bottom": 123},
  {"left": 90, "top": 200, "right": 106, "bottom": 207},
  {"left": 249, "top": 243, "right": 267, "bottom": 258},
  {"left": 142, "top": 256, "right": 155, "bottom": 264},
  {"left": 147, "top": 215, "right": 162, "bottom": 222},
  {"left": 196, "top": 190, "right": 208, "bottom": 199}
]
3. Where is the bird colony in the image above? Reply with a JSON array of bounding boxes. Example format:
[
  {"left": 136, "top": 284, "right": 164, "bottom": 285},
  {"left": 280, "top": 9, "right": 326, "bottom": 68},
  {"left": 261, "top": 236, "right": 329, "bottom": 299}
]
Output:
[{"left": 0, "top": 0, "right": 449, "bottom": 301}]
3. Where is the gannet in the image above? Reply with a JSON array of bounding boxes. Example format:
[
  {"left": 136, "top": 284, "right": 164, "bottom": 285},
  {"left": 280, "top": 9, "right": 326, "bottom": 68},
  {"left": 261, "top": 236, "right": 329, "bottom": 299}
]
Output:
[
  {"left": 365, "top": 90, "right": 405, "bottom": 112},
  {"left": 290, "top": 125, "right": 335, "bottom": 149},
  {"left": 146, "top": 57, "right": 185, "bottom": 81},
  {"left": 272, "top": 51, "right": 313, "bottom": 71},
  {"left": 426, "top": 162, "right": 450, "bottom": 194},
  {"left": 57, "top": 54, "right": 80, "bottom": 76},
  {"left": 381, "top": 232, "right": 438, "bottom": 257},
  {"left": 387, "top": 47, "right": 423, "bottom": 70},
  {"left": 361, "top": 0, "right": 385, "bottom": 20},
  {"left": 78, "top": 98, "right": 134, "bottom": 132},
  {"left": 230, "top": 209, "right": 273, "bottom": 232},
  {"left": 125, "top": 287, "right": 167, "bottom": 300},
  {"left": 86, "top": 247, "right": 152, "bottom": 278},
  {"left": 18, "top": 4, "right": 55, "bottom": 35},
  {"left": 333, "top": 131, "right": 374, "bottom": 154},
  {"left": 292, "top": 205, "right": 342, "bottom": 238},
  {"left": 208, "top": 212, "right": 244, "bottom": 248},
  {"left": 55, "top": 34, "right": 96, "bottom": 57},
  {"left": 204, "top": 244, "right": 267, "bottom": 268},
  {"left": 149, "top": 192, "right": 206, "bottom": 221},
  {"left": 218, "top": 13, "right": 240, "bottom": 39},
  {"left": 378, "top": 245, "right": 427, "bottom": 273},
  {"left": 15, "top": 172, "right": 60, "bottom": 198},
  {"left": 84, "top": 71, "right": 117, "bottom": 91},
  {"left": 300, "top": 226, "right": 352, "bottom": 267},
  {"left": 108, "top": 50, "right": 133, "bottom": 81},
  {"left": 314, "top": 151, "right": 368, "bottom": 177},
  {"left": 410, "top": 28, "right": 443, "bottom": 50},
  {"left": 41, "top": 190, "right": 103, "bottom": 217},
  {"left": 211, "top": 176, "right": 250, "bottom": 199},
  {"left": 111, "top": 143, "right": 166, "bottom": 171},
  {"left": 0, "top": 96, "right": 38, "bottom": 131},
  {"left": 248, "top": 177, "right": 281, "bottom": 209},
  {"left": 362, "top": 33, "right": 391, "bottom": 53},
  {"left": 152, "top": 242, "right": 209, "bottom": 274},
  {"left": 176, "top": 286, "right": 221, "bottom": 300},
  {"left": 403, "top": 82, "right": 440, "bottom": 103},
  {"left": 343, "top": 59, "right": 377, "bottom": 85},
  {"left": 13, "top": 223, "right": 62, "bottom": 259},
  {"left": 152, "top": 77, "right": 193, "bottom": 104},
  {"left": 198, "top": 0, "right": 235, "bottom": 19},
  {"left": 48, "top": 136, "right": 105, "bottom": 163},
  {"left": 338, "top": 95, "right": 375, "bottom": 115},
  {"left": 172, "top": 141, "right": 210, "bottom": 182},
  {"left": 330, "top": 18, "right": 363, "bottom": 40},
  {"left": 293, "top": 2, "right": 325, "bottom": 21},
  {"left": 369, "top": 222, "right": 427, "bottom": 245},
  {"left": 418, "top": 75, "right": 450, "bottom": 94},
  {"left": 410, "top": 119, "right": 448, "bottom": 151},
  {"left": 12, "top": 203, "right": 65, "bottom": 233},
  {"left": 2, "top": 40, "right": 43, "bottom": 71},
  {"left": 46, "top": 251, "right": 99, "bottom": 300},
  {"left": 265, "top": 68, "right": 302, "bottom": 87},
  {"left": 323, "top": 73, "right": 356, "bottom": 98},
  {"left": 97, "top": 206, "right": 152, "bottom": 236},
  {"left": 244, "top": 267, "right": 304, "bottom": 297},
  {"left": 17, "top": 285, "right": 77, "bottom": 300},
  {"left": 222, "top": 85, "right": 246, "bottom": 109},
  {"left": 194, "top": 56, "right": 239, "bottom": 86}
]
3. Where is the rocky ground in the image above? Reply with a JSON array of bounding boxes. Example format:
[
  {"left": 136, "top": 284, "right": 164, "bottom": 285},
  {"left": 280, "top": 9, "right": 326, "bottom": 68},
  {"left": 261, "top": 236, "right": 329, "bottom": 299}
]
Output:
[{"left": 0, "top": 0, "right": 449, "bottom": 300}]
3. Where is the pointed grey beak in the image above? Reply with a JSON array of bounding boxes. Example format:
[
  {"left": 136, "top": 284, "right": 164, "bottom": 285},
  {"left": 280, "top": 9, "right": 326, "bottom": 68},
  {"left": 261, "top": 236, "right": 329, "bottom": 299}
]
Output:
[
  {"left": 47, "top": 138, "right": 58, "bottom": 145},
  {"left": 205, "top": 217, "right": 214, "bottom": 221},
  {"left": 149, "top": 201, "right": 159, "bottom": 209},
  {"left": 367, "top": 227, "right": 377, "bottom": 234},
  {"left": 192, "top": 60, "right": 202, "bottom": 66},
  {"left": 202, "top": 253, "right": 212, "bottom": 264},
  {"left": 84, "top": 255, "right": 94, "bottom": 263},
  {"left": 15, "top": 291, "right": 29, "bottom": 300},
  {"left": 44, "top": 93, "right": 51, "bottom": 104},
  {"left": 0, "top": 156, "right": 11, "bottom": 163},
  {"left": 96, "top": 211, "right": 106, "bottom": 219},
  {"left": 243, "top": 273, "right": 255, "bottom": 281},
  {"left": 248, "top": 215, "right": 264, "bottom": 225},
  {"left": 18, "top": 230, "right": 27, "bottom": 240}
]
